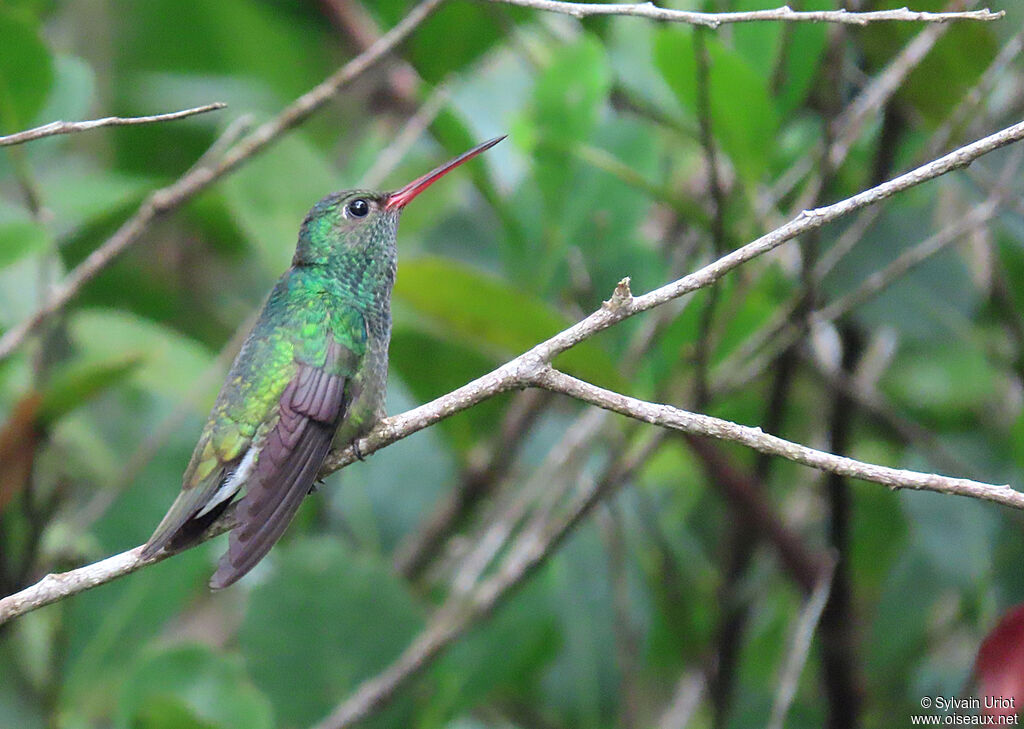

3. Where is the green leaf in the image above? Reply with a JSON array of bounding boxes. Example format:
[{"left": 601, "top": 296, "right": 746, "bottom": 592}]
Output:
[
  {"left": 883, "top": 344, "right": 997, "bottom": 424},
  {"left": 375, "top": 1, "right": 525, "bottom": 85},
  {"left": 110, "top": 0, "right": 334, "bottom": 174},
  {"left": 901, "top": 489, "right": 996, "bottom": 588},
  {"left": 68, "top": 309, "right": 213, "bottom": 400},
  {"left": 37, "top": 353, "right": 143, "bottom": 426},
  {"left": 394, "top": 256, "right": 625, "bottom": 390},
  {"left": 0, "top": 218, "right": 48, "bottom": 269},
  {"left": 537, "top": 526, "right": 620, "bottom": 726},
  {"left": 16, "top": 55, "right": 96, "bottom": 163},
  {"left": 527, "top": 36, "right": 612, "bottom": 216},
  {"left": 433, "top": 579, "right": 558, "bottom": 716},
  {"left": 774, "top": 0, "right": 830, "bottom": 115},
  {"left": 0, "top": 8, "right": 53, "bottom": 132},
  {"left": 861, "top": 7, "right": 996, "bottom": 124},
  {"left": 130, "top": 697, "right": 218, "bottom": 729},
  {"left": 559, "top": 118, "right": 663, "bottom": 307},
  {"left": 654, "top": 28, "right": 778, "bottom": 183},
  {"left": 60, "top": 550, "right": 212, "bottom": 718},
  {"left": 117, "top": 645, "right": 273, "bottom": 729},
  {"left": 390, "top": 325, "right": 509, "bottom": 451},
  {"left": 42, "top": 165, "right": 154, "bottom": 237},
  {"left": 239, "top": 538, "right": 423, "bottom": 728},
  {"left": 221, "top": 132, "right": 337, "bottom": 273}
]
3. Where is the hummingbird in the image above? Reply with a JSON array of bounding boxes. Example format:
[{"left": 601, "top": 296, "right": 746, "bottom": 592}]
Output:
[{"left": 141, "top": 136, "right": 505, "bottom": 589}]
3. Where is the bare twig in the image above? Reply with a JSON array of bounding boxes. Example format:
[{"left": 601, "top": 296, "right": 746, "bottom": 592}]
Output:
[
  {"left": 0, "top": 0, "right": 446, "bottom": 362},
  {"left": 716, "top": 197, "right": 1001, "bottom": 395},
  {"left": 684, "top": 435, "right": 826, "bottom": 593},
  {"left": 447, "top": 406, "right": 608, "bottom": 595},
  {"left": 814, "top": 12, "right": 1013, "bottom": 281},
  {"left": 312, "top": 427, "right": 667, "bottom": 729},
  {"left": 828, "top": 14, "right": 955, "bottom": 168},
  {"left": 0, "top": 103, "right": 226, "bottom": 147},
  {"left": 600, "top": 504, "right": 640, "bottom": 729},
  {"left": 805, "top": 351, "right": 976, "bottom": 479},
  {"left": 3, "top": 117, "right": 1024, "bottom": 625},
  {"left": 759, "top": 2, "right": 967, "bottom": 231},
  {"left": 483, "top": 0, "right": 1003, "bottom": 27},
  {"left": 534, "top": 367, "right": 1014, "bottom": 503},
  {"left": 929, "top": 27, "right": 1024, "bottom": 155},
  {"left": 767, "top": 563, "right": 836, "bottom": 729},
  {"left": 692, "top": 28, "right": 728, "bottom": 408},
  {"left": 816, "top": 200, "right": 999, "bottom": 322},
  {"left": 0, "top": 511, "right": 235, "bottom": 623},
  {"left": 657, "top": 672, "right": 707, "bottom": 729},
  {"left": 718, "top": 141, "right": 1022, "bottom": 396},
  {"left": 358, "top": 83, "right": 453, "bottom": 189}
]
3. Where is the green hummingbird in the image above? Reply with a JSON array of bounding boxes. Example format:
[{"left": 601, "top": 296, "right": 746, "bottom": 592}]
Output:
[{"left": 141, "top": 136, "right": 505, "bottom": 589}]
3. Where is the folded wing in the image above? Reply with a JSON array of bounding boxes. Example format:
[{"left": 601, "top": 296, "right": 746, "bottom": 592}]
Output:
[{"left": 209, "top": 337, "right": 353, "bottom": 588}]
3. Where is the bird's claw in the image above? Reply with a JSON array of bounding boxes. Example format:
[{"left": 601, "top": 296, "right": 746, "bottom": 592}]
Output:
[{"left": 353, "top": 440, "right": 366, "bottom": 461}]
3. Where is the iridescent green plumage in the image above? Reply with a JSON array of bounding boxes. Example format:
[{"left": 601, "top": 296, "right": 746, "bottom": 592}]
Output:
[{"left": 142, "top": 137, "right": 504, "bottom": 588}]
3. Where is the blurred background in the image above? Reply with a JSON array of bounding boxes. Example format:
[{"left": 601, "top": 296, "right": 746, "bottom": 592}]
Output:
[{"left": 2, "top": 1, "right": 1024, "bottom": 728}]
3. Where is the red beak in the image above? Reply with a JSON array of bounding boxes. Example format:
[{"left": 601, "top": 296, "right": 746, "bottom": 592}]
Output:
[{"left": 384, "top": 136, "right": 506, "bottom": 211}]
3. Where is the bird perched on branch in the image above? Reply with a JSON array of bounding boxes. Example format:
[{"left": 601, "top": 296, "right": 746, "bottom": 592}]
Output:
[{"left": 141, "top": 136, "right": 505, "bottom": 588}]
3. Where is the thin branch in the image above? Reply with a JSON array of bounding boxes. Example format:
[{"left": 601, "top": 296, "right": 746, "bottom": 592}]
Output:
[
  {"left": 656, "top": 671, "right": 706, "bottom": 729},
  {"left": 312, "top": 427, "right": 667, "bottom": 729},
  {"left": 717, "top": 141, "right": 1021, "bottom": 396},
  {"left": 929, "top": 27, "right": 1024, "bottom": 156},
  {"left": 805, "top": 351, "right": 977, "bottom": 479},
  {"left": 818, "top": 324, "right": 864, "bottom": 729},
  {"left": 392, "top": 390, "right": 550, "bottom": 580},
  {"left": 0, "top": 0, "right": 446, "bottom": 362},
  {"left": 716, "top": 198, "right": 1001, "bottom": 395},
  {"left": 691, "top": 28, "right": 728, "bottom": 408},
  {"left": 3, "top": 117, "right": 1024, "bottom": 625},
  {"left": 0, "top": 103, "right": 227, "bottom": 147},
  {"left": 409, "top": 242, "right": 697, "bottom": 586},
  {"left": 534, "top": 367, "right": 1016, "bottom": 504},
  {"left": 0, "top": 511, "right": 235, "bottom": 623},
  {"left": 321, "top": 0, "right": 421, "bottom": 107},
  {"left": 814, "top": 12, "right": 1013, "bottom": 281},
  {"left": 828, "top": 12, "right": 955, "bottom": 168},
  {"left": 684, "top": 435, "right": 826, "bottom": 594},
  {"left": 816, "top": 200, "right": 999, "bottom": 321},
  {"left": 767, "top": 563, "right": 836, "bottom": 729},
  {"left": 759, "top": 4, "right": 964, "bottom": 231},
  {"left": 448, "top": 407, "right": 608, "bottom": 595},
  {"left": 358, "top": 82, "right": 452, "bottom": 189},
  {"left": 483, "top": 0, "right": 1003, "bottom": 27}
]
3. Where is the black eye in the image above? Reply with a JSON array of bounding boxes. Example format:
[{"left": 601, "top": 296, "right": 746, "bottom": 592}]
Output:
[{"left": 346, "top": 198, "right": 370, "bottom": 218}]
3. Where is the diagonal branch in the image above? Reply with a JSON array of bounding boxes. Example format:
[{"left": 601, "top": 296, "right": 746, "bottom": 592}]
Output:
[
  {"left": 0, "top": 103, "right": 227, "bottom": 147},
  {"left": 532, "top": 367, "right": 1016, "bottom": 505},
  {"left": 483, "top": 0, "right": 1003, "bottom": 27},
  {"left": 767, "top": 563, "right": 836, "bottom": 729},
  {"left": 0, "top": 0, "right": 446, "bottom": 363},
  {"left": 312, "top": 426, "right": 668, "bottom": 729},
  {"left": 2, "top": 116, "right": 1024, "bottom": 626}
]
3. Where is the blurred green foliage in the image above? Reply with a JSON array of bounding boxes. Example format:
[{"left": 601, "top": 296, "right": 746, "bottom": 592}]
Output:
[{"left": 2, "top": 1, "right": 1024, "bottom": 729}]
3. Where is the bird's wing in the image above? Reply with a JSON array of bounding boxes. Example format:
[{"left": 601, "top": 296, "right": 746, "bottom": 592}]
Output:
[
  {"left": 209, "top": 323, "right": 364, "bottom": 589},
  {"left": 142, "top": 290, "right": 366, "bottom": 583}
]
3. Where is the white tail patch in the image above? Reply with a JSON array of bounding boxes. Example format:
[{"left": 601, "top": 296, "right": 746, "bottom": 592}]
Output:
[{"left": 197, "top": 445, "right": 257, "bottom": 517}]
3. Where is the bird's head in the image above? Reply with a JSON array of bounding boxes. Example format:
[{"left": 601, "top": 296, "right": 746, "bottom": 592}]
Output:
[{"left": 293, "top": 136, "right": 505, "bottom": 267}]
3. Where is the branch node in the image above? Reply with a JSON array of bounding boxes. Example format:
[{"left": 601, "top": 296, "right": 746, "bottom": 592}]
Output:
[{"left": 603, "top": 277, "right": 634, "bottom": 311}]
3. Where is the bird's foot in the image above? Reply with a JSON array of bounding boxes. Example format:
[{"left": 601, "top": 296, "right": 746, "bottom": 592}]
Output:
[{"left": 353, "top": 440, "right": 366, "bottom": 461}]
